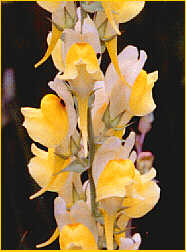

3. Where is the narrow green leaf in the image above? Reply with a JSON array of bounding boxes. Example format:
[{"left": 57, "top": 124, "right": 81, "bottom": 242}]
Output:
[{"left": 54, "top": 159, "right": 89, "bottom": 175}]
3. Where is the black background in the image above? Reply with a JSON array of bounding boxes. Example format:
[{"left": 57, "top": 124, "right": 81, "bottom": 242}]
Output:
[{"left": 1, "top": 1, "right": 185, "bottom": 250}]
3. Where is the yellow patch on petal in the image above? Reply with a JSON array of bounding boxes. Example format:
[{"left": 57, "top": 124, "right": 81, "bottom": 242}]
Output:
[
  {"left": 97, "top": 159, "right": 135, "bottom": 201},
  {"left": 41, "top": 94, "right": 68, "bottom": 131},
  {"left": 22, "top": 94, "right": 69, "bottom": 148},
  {"left": 37, "top": 1, "right": 61, "bottom": 13},
  {"left": 62, "top": 42, "right": 100, "bottom": 80},
  {"left": 35, "top": 25, "right": 63, "bottom": 68},
  {"left": 129, "top": 70, "right": 157, "bottom": 116},
  {"left": 59, "top": 223, "right": 97, "bottom": 250}
]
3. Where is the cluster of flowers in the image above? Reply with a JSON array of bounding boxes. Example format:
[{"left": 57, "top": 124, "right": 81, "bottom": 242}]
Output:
[{"left": 21, "top": 1, "right": 160, "bottom": 250}]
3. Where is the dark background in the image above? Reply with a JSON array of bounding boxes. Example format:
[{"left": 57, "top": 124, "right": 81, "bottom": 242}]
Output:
[{"left": 1, "top": 1, "right": 185, "bottom": 250}]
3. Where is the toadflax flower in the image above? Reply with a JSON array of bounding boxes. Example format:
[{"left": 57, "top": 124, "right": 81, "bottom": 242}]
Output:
[
  {"left": 35, "top": 1, "right": 77, "bottom": 68},
  {"left": 92, "top": 133, "right": 137, "bottom": 249},
  {"left": 28, "top": 144, "right": 71, "bottom": 199},
  {"left": 37, "top": 197, "right": 98, "bottom": 249},
  {"left": 46, "top": 8, "right": 102, "bottom": 157},
  {"left": 21, "top": 94, "right": 69, "bottom": 148},
  {"left": 123, "top": 167, "right": 160, "bottom": 218},
  {"left": 58, "top": 42, "right": 102, "bottom": 157},
  {"left": 105, "top": 45, "right": 158, "bottom": 123},
  {"left": 46, "top": 7, "right": 101, "bottom": 73},
  {"left": 95, "top": 1, "right": 145, "bottom": 88},
  {"left": 21, "top": 92, "right": 79, "bottom": 200}
]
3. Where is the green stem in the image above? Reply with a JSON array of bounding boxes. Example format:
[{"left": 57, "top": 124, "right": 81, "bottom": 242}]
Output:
[
  {"left": 87, "top": 106, "right": 97, "bottom": 217},
  {"left": 88, "top": 168, "right": 97, "bottom": 217}
]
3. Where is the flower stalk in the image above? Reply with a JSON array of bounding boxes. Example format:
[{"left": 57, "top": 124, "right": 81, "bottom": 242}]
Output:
[{"left": 21, "top": 1, "right": 161, "bottom": 250}]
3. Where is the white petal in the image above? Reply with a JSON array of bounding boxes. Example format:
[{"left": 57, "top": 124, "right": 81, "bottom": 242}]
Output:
[
  {"left": 118, "top": 46, "right": 147, "bottom": 86},
  {"left": 54, "top": 196, "right": 72, "bottom": 231},
  {"left": 82, "top": 17, "right": 101, "bottom": 54}
]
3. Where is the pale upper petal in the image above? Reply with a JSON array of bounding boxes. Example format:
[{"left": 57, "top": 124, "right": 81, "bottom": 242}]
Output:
[
  {"left": 70, "top": 200, "right": 98, "bottom": 242},
  {"left": 54, "top": 196, "right": 72, "bottom": 231}
]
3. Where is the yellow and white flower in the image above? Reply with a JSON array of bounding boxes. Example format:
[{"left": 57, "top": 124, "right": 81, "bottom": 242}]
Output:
[
  {"left": 58, "top": 42, "right": 102, "bottom": 157},
  {"left": 35, "top": 1, "right": 77, "bottom": 68},
  {"left": 28, "top": 144, "right": 71, "bottom": 199},
  {"left": 45, "top": 7, "right": 101, "bottom": 73},
  {"left": 21, "top": 94, "right": 69, "bottom": 148},
  {"left": 37, "top": 198, "right": 98, "bottom": 249},
  {"left": 123, "top": 167, "right": 160, "bottom": 218},
  {"left": 95, "top": 1, "right": 145, "bottom": 88},
  {"left": 105, "top": 45, "right": 158, "bottom": 120},
  {"left": 92, "top": 133, "right": 136, "bottom": 249}
]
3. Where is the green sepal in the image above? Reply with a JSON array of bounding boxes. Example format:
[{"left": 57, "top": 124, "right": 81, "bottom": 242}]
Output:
[
  {"left": 102, "top": 102, "right": 111, "bottom": 129},
  {"left": 54, "top": 152, "right": 71, "bottom": 160},
  {"left": 110, "top": 111, "right": 125, "bottom": 128}
]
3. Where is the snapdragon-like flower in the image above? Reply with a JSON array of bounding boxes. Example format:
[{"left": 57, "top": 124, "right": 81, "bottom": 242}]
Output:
[
  {"left": 37, "top": 197, "right": 98, "bottom": 249},
  {"left": 123, "top": 167, "right": 160, "bottom": 218},
  {"left": 92, "top": 133, "right": 136, "bottom": 249},
  {"left": 21, "top": 94, "right": 69, "bottom": 148},
  {"left": 58, "top": 42, "right": 102, "bottom": 157},
  {"left": 47, "top": 10, "right": 102, "bottom": 156},
  {"left": 94, "top": 1, "right": 145, "bottom": 88},
  {"left": 105, "top": 45, "right": 158, "bottom": 120},
  {"left": 35, "top": 1, "right": 77, "bottom": 68},
  {"left": 28, "top": 144, "right": 71, "bottom": 199}
]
